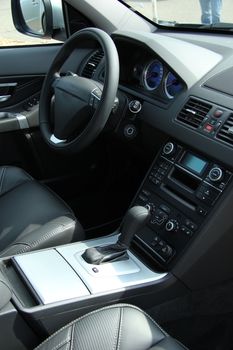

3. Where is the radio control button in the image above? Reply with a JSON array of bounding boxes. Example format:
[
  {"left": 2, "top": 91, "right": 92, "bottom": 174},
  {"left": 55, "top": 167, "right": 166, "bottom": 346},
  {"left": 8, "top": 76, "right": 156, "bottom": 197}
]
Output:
[
  {"left": 185, "top": 219, "right": 197, "bottom": 231},
  {"left": 209, "top": 167, "right": 223, "bottom": 182},
  {"left": 129, "top": 100, "right": 142, "bottom": 114},
  {"left": 166, "top": 219, "right": 178, "bottom": 232},
  {"left": 142, "top": 189, "right": 151, "bottom": 196},
  {"left": 163, "top": 142, "right": 175, "bottom": 155},
  {"left": 160, "top": 245, "right": 173, "bottom": 259},
  {"left": 159, "top": 204, "right": 171, "bottom": 214},
  {"left": 151, "top": 209, "right": 168, "bottom": 226},
  {"left": 197, "top": 207, "right": 207, "bottom": 216}
]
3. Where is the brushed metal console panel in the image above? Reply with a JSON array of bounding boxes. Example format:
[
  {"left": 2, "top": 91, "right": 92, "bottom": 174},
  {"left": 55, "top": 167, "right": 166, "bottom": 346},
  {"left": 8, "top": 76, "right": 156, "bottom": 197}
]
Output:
[
  {"left": 13, "top": 250, "right": 90, "bottom": 304},
  {"left": 57, "top": 235, "right": 167, "bottom": 294}
]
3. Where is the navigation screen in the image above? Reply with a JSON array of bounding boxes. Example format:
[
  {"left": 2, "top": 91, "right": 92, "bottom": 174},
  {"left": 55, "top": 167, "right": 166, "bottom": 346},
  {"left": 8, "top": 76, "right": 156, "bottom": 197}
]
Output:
[{"left": 181, "top": 152, "right": 207, "bottom": 175}]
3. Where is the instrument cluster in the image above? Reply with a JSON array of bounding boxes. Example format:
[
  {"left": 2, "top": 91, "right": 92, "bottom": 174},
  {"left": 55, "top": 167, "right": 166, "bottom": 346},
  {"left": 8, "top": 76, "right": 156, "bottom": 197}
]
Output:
[{"left": 133, "top": 59, "right": 183, "bottom": 100}]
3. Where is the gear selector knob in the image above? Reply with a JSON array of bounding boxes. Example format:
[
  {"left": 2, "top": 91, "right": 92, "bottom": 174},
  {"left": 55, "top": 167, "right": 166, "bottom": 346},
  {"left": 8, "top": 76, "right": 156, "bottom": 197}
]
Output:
[
  {"left": 118, "top": 206, "right": 150, "bottom": 248},
  {"left": 82, "top": 206, "right": 150, "bottom": 265}
]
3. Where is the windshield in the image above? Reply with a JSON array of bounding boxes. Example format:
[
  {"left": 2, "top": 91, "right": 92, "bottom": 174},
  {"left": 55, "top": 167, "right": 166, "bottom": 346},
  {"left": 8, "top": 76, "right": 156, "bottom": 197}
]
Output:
[{"left": 121, "top": 0, "right": 232, "bottom": 28}]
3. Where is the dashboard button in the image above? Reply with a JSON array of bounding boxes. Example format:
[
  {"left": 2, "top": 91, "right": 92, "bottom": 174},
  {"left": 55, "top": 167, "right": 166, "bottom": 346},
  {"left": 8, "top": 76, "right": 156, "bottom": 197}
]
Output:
[
  {"left": 129, "top": 100, "right": 142, "bottom": 114},
  {"left": 159, "top": 204, "right": 171, "bottom": 214},
  {"left": 213, "top": 109, "right": 224, "bottom": 118},
  {"left": 124, "top": 124, "right": 137, "bottom": 138},
  {"left": 203, "top": 123, "right": 214, "bottom": 133},
  {"left": 209, "top": 167, "right": 223, "bottom": 182},
  {"left": 197, "top": 207, "right": 207, "bottom": 216},
  {"left": 163, "top": 142, "right": 175, "bottom": 155}
]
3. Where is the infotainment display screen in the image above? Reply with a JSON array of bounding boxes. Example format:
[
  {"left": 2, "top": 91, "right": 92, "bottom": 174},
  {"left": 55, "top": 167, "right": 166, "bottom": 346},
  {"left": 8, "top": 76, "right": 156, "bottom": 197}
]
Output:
[{"left": 180, "top": 152, "right": 207, "bottom": 175}]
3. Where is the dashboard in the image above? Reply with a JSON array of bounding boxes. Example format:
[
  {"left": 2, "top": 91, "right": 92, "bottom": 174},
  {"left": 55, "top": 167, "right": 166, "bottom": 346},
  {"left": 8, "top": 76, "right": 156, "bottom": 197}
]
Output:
[
  {"left": 79, "top": 29, "right": 233, "bottom": 286},
  {"left": 80, "top": 30, "right": 233, "bottom": 169}
]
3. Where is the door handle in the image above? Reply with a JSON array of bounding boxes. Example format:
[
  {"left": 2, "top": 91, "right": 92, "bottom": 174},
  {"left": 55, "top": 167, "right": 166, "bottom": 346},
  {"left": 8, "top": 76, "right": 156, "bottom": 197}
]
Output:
[
  {"left": 0, "top": 83, "right": 17, "bottom": 103},
  {"left": 0, "top": 95, "right": 11, "bottom": 102}
]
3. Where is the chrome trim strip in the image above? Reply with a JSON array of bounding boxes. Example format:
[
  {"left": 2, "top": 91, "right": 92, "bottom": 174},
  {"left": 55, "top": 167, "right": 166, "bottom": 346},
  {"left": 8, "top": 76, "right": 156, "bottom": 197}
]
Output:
[{"left": 15, "top": 114, "right": 29, "bottom": 129}]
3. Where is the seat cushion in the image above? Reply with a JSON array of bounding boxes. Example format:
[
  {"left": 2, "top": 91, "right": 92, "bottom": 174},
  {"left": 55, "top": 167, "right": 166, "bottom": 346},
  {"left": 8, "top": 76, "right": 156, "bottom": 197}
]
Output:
[
  {"left": 0, "top": 166, "right": 84, "bottom": 257},
  {"left": 34, "top": 304, "right": 187, "bottom": 350}
]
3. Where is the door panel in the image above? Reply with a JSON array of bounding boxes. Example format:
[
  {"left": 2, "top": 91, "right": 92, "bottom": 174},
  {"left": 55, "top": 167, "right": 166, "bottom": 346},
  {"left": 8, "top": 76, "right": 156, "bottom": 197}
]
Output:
[
  {"left": 0, "top": 45, "right": 60, "bottom": 76},
  {"left": 0, "top": 43, "right": 108, "bottom": 202}
]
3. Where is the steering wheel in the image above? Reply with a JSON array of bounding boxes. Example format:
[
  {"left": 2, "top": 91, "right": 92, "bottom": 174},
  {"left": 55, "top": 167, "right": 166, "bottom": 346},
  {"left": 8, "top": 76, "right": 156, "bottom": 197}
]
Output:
[{"left": 39, "top": 28, "right": 119, "bottom": 153}]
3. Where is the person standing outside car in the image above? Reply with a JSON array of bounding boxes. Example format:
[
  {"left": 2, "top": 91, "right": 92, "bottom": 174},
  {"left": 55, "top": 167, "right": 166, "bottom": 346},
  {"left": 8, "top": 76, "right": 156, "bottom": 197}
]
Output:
[{"left": 199, "top": 0, "right": 222, "bottom": 24}]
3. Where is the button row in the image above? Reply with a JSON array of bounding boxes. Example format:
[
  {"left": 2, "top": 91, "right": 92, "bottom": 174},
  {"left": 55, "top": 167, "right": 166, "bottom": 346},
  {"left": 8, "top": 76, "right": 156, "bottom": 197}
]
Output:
[
  {"left": 151, "top": 235, "right": 174, "bottom": 261},
  {"left": 196, "top": 184, "right": 220, "bottom": 205},
  {"left": 149, "top": 160, "right": 170, "bottom": 186}
]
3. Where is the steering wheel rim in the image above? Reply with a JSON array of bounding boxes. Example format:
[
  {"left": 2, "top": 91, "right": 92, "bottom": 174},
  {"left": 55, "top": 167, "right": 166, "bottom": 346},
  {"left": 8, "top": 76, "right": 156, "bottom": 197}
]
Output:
[{"left": 39, "top": 27, "right": 119, "bottom": 153}]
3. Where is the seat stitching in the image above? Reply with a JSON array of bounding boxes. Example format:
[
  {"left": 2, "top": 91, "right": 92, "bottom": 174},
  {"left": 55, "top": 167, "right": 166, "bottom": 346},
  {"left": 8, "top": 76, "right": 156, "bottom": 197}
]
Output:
[
  {"left": 9, "top": 223, "right": 74, "bottom": 255},
  {"left": 112, "top": 308, "right": 121, "bottom": 350},
  {"left": 34, "top": 325, "right": 72, "bottom": 350},
  {"left": 0, "top": 221, "right": 75, "bottom": 256},
  {"left": 116, "top": 307, "right": 123, "bottom": 350},
  {"left": 70, "top": 323, "right": 75, "bottom": 350},
  {"left": 0, "top": 167, "right": 6, "bottom": 195},
  {"left": 150, "top": 336, "right": 188, "bottom": 349},
  {"left": 32, "top": 304, "right": 166, "bottom": 350},
  {"left": 0, "top": 178, "right": 33, "bottom": 198},
  {"left": 0, "top": 242, "right": 31, "bottom": 258}
]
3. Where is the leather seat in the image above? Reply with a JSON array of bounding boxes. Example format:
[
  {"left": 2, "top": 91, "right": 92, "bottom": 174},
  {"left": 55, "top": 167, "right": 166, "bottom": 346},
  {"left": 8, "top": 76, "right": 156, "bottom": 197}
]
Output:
[
  {"left": 35, "top": 304, "right": 187, "bottom": 350},
  {"left": 0, "top": 166, "right": 85, "bottom": 257}
]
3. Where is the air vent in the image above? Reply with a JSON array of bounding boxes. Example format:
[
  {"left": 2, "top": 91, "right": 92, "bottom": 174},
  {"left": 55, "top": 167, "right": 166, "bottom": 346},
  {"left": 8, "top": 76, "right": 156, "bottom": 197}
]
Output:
[
  {"left": 177, "top": 98, "right": 212, "bottom": 129},
  {"left": 81, "top": 50, "right": 104, "bottom": 79},
  {"left": 216, "top": 114, "right": 233, "bottom": 146}
]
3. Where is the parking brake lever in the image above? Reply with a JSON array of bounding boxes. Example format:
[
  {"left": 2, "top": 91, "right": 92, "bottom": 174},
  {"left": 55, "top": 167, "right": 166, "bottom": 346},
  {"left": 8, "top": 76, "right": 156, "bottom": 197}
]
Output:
[{"left": 82, "top": 206, "right": 150, "bottom": 265}]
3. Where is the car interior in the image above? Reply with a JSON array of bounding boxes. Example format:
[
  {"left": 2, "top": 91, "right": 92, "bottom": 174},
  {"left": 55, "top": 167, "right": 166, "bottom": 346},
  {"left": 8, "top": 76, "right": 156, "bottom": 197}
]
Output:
[{"left": 1, "top": 0, "right": 233, "bottom": 349}]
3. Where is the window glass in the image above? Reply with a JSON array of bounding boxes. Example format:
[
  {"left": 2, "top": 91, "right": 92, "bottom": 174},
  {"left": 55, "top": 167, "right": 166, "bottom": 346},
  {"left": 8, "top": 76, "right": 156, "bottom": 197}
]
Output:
[{"left": 123, "top": 0, "right": 233, "bottom": 29}]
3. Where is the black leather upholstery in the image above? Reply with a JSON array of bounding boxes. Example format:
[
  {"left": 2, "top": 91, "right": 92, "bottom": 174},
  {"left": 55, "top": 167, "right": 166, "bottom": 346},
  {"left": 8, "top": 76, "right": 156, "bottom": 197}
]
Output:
[
  {"left": 35, "top": 304, "right": 187, "bottom": 350},
  {"left": 0, "top": 166, "right": 85, "bottom": 257}
]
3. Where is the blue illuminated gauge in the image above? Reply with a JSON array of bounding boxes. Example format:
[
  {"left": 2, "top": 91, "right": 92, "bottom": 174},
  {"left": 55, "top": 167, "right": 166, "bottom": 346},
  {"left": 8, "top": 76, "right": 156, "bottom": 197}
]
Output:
[
  {"left": 164, "top": 72, "right": 183, "bottom": 99},
  {"left": 143, "top": 60, "right": 164, "bottom": 91}
]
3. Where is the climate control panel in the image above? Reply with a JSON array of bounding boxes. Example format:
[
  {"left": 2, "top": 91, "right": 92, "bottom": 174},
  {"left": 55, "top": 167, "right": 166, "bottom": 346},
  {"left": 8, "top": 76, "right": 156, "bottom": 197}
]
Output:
[{"left": 132, "top": 140, "right": 232, "bottom": 269}]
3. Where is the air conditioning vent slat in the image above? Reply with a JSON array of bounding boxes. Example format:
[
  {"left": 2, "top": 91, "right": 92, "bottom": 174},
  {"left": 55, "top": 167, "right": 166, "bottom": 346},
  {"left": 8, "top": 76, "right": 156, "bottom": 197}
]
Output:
[
  {"left": 81, "top": 50, "right": 104, "bottom": 79},
  {"left": 216, "top": 114, "right": 233, "bottom": 146},
  {"left": 176, "top": 98, "right": 212, "bottom": 129}
]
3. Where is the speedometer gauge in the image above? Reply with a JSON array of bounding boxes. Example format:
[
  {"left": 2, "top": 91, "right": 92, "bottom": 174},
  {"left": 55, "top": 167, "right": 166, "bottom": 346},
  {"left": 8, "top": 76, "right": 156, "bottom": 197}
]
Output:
[
  {"left": 164, "top": 72, "right": 183, "bottom": 99},
  {"left": 143, "top": 60, "right": 163, "bottom": 91}
]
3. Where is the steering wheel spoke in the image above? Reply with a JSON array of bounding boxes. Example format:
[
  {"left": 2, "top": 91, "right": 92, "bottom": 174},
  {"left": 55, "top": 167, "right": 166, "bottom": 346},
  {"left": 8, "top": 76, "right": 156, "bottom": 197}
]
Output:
[{"left": 51, "top": 73, "right": 62, "bottom": 90}]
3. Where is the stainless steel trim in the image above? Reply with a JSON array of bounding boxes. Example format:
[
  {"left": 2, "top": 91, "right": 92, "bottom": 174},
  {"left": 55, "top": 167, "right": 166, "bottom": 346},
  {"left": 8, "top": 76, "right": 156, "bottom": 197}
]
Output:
[
  {"left": 0, "top": 95, "right": 11, "bottom": 102},
  {"left": 13, "top": 250, "right": 90, "bottom": 304},
  {"left": 57, "top": 235, "right": 167, "bottom": 294},
  {"left": 0, "top": 83, "right": 17, "bottom": 87},
  {"left": 15, "top": 114, "right": 29, "bottom": 129},
  {"left": 50, "top": 134, "right": 66, "bottom": 144}
]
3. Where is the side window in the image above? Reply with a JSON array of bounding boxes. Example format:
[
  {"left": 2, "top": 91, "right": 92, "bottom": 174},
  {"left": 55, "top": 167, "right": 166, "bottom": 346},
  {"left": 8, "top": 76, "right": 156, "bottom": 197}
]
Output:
[{"left": 0, "top": 0, "right": 60, "bottom": 46}]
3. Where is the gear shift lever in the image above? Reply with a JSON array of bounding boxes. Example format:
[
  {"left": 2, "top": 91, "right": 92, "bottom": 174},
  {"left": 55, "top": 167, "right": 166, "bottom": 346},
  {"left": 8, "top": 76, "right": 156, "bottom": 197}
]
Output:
[{"left": 82, "top": 206, "right": 150, "bottom": 265}]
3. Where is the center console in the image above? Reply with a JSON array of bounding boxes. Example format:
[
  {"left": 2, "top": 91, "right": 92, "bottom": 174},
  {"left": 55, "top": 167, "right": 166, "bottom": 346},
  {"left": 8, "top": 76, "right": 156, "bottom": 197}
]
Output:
[
  {"left": 132, "top": 140, "right": 232, "bottom": 269},
  {"left": 11, "top": 235, "right": 165, "bottom": 306},
  {"left": 1, "top": 139, "right": 233, "bottom": 349},
  {"left": 0, "top": 234, "right": 174, "bottom": 339}
]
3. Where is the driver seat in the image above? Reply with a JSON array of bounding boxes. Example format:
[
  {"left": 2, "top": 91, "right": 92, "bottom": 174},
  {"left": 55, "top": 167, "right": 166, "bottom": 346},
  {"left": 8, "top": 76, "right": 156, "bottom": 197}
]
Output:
[{"left": 0, "top": 166, "right": 85, "bottom": 258}]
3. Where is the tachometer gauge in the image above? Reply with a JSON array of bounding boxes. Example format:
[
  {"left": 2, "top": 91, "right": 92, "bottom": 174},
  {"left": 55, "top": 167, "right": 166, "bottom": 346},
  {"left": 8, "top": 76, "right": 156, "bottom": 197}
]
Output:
[
  {"left": 143, "top": 60, "right": 163, "bottom": 91},
  {"left": 164, "top": 72, "right": 183, "bottom": 99}
]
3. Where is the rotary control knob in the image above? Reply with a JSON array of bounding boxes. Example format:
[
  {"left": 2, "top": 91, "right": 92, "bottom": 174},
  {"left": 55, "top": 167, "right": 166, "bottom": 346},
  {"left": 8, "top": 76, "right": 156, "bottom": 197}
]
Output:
[
  {"left": 145, "top": 202, "right": 155, "bottom": 214},
  {"left": 163, "top": 142, "right": 175, "bottom": 155},
  {"left": 129, "top": 100, "right": 142, "bottom": 114},
  {"left": 208, "top": 167, "right": 223, "bottom": 182},
  {"left": 124, "top": 124, "right": 137, "bottom": 138},
  {"left": 165, "top": 219, "right": 179, "bottom": 232}
]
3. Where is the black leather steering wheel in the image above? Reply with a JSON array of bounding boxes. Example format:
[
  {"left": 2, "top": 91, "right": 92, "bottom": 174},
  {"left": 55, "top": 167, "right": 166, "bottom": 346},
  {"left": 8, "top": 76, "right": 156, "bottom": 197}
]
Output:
[{"left": 39, "top": 28, "right": 119, "bottom": 153}]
